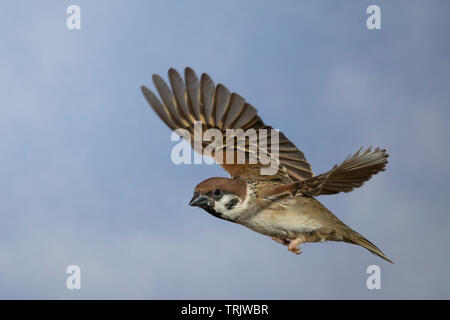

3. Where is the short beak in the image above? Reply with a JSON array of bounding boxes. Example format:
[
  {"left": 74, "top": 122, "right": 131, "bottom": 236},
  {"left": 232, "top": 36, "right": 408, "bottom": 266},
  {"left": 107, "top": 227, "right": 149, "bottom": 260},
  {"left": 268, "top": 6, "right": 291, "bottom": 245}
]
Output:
[{"left": 189, "top": 193, "right": 210, "bottom": 208}]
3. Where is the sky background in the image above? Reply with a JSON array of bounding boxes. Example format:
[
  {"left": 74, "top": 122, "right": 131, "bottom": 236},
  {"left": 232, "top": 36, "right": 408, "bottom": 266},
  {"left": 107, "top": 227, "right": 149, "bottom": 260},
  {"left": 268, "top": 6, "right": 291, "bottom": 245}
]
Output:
[{"left": 1, "top": 0, "right": 449, "bottom": 299}]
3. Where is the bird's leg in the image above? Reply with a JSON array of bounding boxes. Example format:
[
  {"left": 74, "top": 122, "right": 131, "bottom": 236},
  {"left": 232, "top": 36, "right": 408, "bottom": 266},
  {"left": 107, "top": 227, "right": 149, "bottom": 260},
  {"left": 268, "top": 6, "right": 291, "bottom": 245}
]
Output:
[
  {"left": 288, "top": 235, "right": 307, "bottom": 255},
  {"left": 271, "top": 237, "right": 290, "bottom": 246}
]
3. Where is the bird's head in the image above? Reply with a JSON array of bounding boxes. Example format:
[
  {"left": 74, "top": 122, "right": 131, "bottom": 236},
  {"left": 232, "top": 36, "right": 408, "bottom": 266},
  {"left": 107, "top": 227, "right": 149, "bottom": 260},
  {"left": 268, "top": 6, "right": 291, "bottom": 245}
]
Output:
[{"left": 189, "top": 177, "right": 248, "bottom": 222}]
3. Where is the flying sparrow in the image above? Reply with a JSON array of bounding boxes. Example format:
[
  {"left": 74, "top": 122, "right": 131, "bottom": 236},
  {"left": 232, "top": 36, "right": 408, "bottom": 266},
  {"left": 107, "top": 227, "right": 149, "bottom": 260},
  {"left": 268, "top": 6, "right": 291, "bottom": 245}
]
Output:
[{"left": 141, "top": 67, "right": 392, "bottom": 263}]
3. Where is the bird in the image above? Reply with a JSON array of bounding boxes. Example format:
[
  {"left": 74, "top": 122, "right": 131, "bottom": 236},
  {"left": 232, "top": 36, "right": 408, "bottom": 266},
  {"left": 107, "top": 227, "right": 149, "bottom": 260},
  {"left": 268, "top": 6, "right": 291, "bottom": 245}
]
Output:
[{"left": 141, "top": 67, "right": 393, "bottom": 263}]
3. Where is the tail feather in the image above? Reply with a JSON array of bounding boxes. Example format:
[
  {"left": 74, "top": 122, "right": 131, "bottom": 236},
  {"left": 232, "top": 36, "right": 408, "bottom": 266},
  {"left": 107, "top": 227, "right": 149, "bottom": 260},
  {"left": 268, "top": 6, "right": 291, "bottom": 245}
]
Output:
[{"left": 344, "top": 230, "right": 393, "bottom": 264}]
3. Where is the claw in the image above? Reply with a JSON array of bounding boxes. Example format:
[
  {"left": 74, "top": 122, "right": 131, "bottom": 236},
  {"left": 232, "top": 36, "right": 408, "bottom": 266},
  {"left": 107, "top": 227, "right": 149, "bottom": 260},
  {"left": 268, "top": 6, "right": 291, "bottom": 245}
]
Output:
[
  {"left": 287, "top": 235, "right": 306, "bottom": 255},
  {"left": 288, "top": 245, "right": 302, "bottom": 255},
  {"left": 271, "top": 237, "right": 290, "bottom": 246}
]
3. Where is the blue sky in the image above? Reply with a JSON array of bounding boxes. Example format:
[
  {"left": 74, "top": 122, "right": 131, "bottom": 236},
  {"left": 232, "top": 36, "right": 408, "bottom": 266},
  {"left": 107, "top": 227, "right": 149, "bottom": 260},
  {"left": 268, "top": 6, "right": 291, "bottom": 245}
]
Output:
[{"left": 0, "top": 0, "right": 449, "bottom": 298}]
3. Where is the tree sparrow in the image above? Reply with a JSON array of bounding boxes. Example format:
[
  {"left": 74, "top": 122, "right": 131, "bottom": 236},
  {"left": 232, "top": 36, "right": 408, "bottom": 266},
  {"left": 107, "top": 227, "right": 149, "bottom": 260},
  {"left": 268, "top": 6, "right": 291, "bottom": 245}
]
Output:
[{"left": 141, "top": 67, "right": 392, "bottom": 263}]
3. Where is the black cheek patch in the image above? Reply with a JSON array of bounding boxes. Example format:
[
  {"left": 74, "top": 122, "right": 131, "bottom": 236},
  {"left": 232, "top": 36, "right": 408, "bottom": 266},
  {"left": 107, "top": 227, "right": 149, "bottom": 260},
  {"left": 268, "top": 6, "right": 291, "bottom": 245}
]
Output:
[{"left": 225, "top": 198, "right": 239, "bottom": 210}]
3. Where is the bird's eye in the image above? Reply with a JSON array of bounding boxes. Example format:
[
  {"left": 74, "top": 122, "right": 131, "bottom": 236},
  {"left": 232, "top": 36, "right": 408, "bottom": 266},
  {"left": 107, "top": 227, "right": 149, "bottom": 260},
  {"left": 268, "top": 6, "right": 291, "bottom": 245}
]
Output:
[{"left": 214, "top": 189, "right": 221, "bottom": 196}]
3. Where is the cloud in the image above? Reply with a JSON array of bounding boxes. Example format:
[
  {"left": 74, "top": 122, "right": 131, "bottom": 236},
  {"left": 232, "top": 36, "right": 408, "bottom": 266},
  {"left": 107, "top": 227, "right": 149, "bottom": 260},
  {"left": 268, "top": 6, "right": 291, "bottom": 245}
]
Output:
[{"left": 0, "top": 0, "right": 449, "bottom": 299}]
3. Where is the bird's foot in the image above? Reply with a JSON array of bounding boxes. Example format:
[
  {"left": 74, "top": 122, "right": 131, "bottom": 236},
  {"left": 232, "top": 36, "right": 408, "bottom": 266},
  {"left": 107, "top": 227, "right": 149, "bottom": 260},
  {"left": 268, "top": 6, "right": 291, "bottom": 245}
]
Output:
[
  {"left": 288, "top": 235, "right": 307, "bottom": 255},
  {"left": 271, "top": 237, "right": 290, "bottom": 246}
]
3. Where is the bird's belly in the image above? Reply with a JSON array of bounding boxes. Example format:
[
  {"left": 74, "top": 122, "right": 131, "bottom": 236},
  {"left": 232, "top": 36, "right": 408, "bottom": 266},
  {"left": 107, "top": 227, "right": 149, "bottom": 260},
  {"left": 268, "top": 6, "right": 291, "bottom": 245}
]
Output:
[{"left": 240, "top": 206, "right": 322, "bottom": 239}]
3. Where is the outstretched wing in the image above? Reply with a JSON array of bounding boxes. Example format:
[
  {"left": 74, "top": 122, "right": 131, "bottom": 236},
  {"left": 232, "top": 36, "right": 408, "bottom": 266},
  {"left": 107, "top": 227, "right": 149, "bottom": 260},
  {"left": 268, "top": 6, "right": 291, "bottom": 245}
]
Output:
[
  {"left": 141, "top": 67, "right": 313, "bottom": 182},
  {"left": 297, "top": 147, "right": 388, "bottom": 196}
]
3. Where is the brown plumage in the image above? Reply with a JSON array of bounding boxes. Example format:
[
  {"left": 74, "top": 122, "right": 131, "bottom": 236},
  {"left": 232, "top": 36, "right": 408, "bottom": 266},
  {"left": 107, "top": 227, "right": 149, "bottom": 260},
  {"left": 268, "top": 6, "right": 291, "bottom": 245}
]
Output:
[
  {"left": 195, "top": 177, "right": 247, "bottom": 200},
  {"left": 142, "top": 67, "right": 393, "bottom": 263},
  {"left": 298, "top": 147, "right": 388, "bottom": 196},
  {"left": 142, "top": 67, "right": 313, "bottom": 183}
]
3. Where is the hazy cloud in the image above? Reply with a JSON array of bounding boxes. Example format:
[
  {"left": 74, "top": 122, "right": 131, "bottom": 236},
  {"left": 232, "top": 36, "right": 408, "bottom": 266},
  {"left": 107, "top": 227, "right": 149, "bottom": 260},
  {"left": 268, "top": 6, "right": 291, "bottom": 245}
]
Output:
[{"left": 0, "top": 0, "right": 449, "bottom": 299}]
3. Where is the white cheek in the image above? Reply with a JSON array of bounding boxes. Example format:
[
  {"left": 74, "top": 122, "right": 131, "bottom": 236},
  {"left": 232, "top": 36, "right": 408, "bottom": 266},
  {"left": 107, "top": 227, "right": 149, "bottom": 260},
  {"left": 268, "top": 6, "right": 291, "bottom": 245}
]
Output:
[
  {"left": 213, "top": 194, "right": 234, "bottom": 213},
  {"left": 213, "top": 194, "right": 241, "bottom": 218}
]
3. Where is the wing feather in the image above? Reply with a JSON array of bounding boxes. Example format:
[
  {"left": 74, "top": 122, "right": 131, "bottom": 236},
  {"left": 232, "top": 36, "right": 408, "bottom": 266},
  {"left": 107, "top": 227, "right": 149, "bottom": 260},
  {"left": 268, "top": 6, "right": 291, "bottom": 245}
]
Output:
[
  {"left": 185, "top": 67, "right": 203, "bottom": 123},
  {"left": 152, "top": 74, "right": 188, "bottom": 128},
  {"left": 232, "top": 103, "right": 259, "bottom": 129},
  {"left": 200, "top": 72, "right": 215, "bottom": 126},
  {"left": 168, "top": 68, "right": 195, "bottom": 125},
  {"left": 297, "top": 147, "right": 388, "bottom": 196},
  {"left": 222, "top": 93, "right": 245, "bottom": 128},
  {"left": 214, "top": 84, "right": 231, "bottom": 129},
  {"left": 140, "top": 86, "right": 178, "bottom": 130},
  {"left": 142, "top": 67, "right": 314, "bottom": 181}
]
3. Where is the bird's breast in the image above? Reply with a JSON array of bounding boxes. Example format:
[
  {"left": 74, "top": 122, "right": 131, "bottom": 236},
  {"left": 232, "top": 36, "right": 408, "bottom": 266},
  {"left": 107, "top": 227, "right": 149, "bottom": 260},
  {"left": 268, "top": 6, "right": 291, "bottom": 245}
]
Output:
[{"left": 237, "top": 196, "right": 327, "bottom": 238}]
